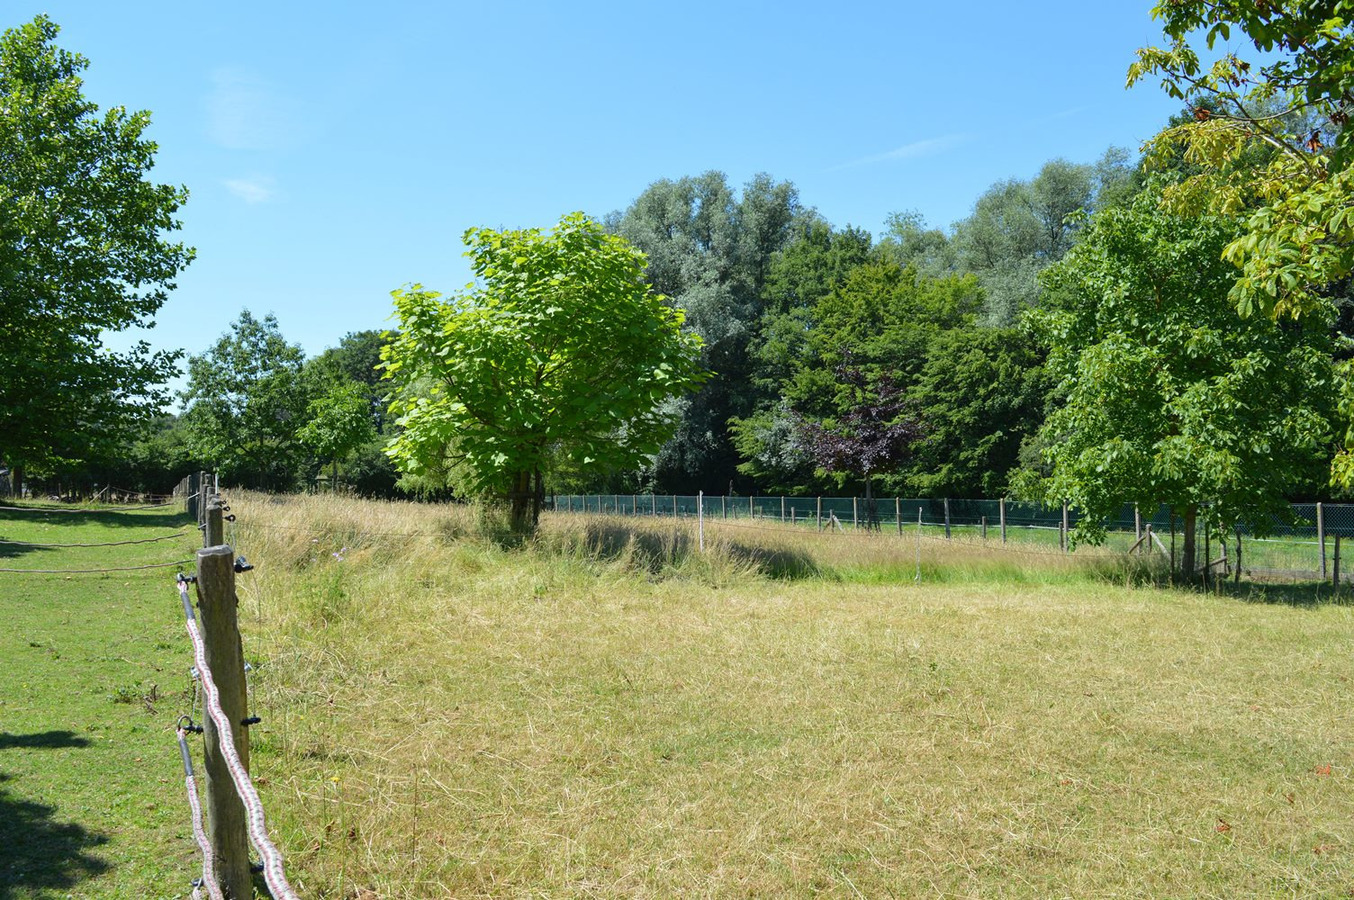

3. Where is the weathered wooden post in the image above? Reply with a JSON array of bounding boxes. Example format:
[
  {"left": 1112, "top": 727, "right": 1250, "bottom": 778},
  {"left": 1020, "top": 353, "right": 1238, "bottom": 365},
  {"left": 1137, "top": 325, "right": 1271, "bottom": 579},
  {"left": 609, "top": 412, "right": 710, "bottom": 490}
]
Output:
[
  {"left": 205, "top": 496, "right": 224, "bottom": 548},
  {"left": 1234, "top": 528, "right": 1243, "bottom": 584},
  {"left": 1134, "top": 504, "right": 1142, "bottom": 542},
  {"left": 981, "top": 516, "right": 987, "bottom": 541},
  {"left": 1061, "top": 502, "right": 1070, "bottom": 553},
  {"left": 943, "top": 499, "right": 951, "bottom": 540},
  {"left": 896, "top": 497, "right": 902, "bottom": 537},
  {"left": 852, "top": 497, "right": 858, "bottom": 531},
  {"left": 1000, "top": 498, "right": 1007, "bottom": 544},
  {"left": 816, "top": 496, "right": 822, "bottom": 532},
  {"left": 722, "top": 495, "right": 727, "bottom": 520},
  {"left": 196, "top": 544, "right": 252, "bottom": 900},
  {"left": 749, "top": 495, "right": 754, "bottom": 520},
  {"left": 671, "top": 495, "right": 677, "bottom": 520},
  {"left": 781, "top": 496, "right": 786, "bottom": 523}
]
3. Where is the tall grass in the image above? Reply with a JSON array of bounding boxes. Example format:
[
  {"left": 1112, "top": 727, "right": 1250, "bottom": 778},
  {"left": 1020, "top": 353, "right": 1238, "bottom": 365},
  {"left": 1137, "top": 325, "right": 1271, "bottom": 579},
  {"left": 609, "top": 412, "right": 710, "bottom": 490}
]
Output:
[{"left": 229, "top": 492, "right": 1354, "bottom": 898}]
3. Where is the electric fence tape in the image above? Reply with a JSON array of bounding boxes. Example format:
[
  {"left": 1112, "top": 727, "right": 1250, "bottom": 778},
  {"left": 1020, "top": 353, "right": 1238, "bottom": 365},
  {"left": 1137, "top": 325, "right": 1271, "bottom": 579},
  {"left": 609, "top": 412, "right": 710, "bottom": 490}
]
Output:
[{"left": 176, "top": 720, "right": 225, "bottom": 900}]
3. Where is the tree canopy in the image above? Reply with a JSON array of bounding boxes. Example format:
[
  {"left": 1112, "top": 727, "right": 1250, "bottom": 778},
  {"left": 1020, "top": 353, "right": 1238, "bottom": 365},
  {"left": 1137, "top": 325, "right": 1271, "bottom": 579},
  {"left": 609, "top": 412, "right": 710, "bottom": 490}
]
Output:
[
  {"left": 382, "top": 212, "right": 707, "bottom": 530},
  {"left": 0, "top": 16, "right": 191, "bottom": 481},
  {"left": 1025, "top": 195, "right": 1335, "bottom": 573}
]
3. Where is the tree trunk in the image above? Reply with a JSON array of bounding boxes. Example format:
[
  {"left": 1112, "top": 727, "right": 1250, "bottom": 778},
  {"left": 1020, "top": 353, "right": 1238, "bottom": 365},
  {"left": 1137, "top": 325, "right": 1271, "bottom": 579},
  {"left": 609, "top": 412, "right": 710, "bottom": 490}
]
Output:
[
  {"left": 1181, "top": 503, "right": 1198, "bottom": 580},
  {"left": 532, "top": 468, "right": 543, "bottom": 528},
  {"left": 509, "top": 469, "right": 532, "bottom": 533},
  {"left": 864, "top": 473, "right": 880, "bottom": 530}
]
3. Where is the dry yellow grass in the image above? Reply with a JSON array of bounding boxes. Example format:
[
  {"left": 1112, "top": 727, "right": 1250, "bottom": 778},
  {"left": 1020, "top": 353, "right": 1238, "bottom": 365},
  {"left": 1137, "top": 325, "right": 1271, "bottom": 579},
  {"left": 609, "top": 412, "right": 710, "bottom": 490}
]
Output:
[{"left": 227, "top": 492, "right": 1354, "bottom": 898}]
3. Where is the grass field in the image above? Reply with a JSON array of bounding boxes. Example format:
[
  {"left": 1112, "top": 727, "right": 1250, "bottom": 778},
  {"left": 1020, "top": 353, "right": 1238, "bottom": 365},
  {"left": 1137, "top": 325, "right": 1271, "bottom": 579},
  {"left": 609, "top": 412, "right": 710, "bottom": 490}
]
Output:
[
  {"left": 0, "top": 502, "right": 201, "bottom": 898},
  {"left": 3, "top": 493, "right": 1353, "bottom": 898}
]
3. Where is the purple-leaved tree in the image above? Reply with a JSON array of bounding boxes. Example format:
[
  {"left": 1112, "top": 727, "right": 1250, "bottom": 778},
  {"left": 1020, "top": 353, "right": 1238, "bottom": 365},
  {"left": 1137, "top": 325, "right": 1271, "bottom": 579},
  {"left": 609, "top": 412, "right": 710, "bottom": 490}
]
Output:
[{"left": 796, "top": 361, "right": 925, "bottom": 529}]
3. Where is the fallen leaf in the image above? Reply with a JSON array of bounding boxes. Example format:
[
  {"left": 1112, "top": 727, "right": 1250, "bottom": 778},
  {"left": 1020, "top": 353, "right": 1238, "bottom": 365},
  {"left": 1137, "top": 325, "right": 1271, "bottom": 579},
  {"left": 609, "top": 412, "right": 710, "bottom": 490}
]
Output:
[
  {"left": 1315, "top": 764, "right": 1332, "bottom": 776},
  {"left": 1215, "top": 818, "right": 1233, "bottom": 833}
]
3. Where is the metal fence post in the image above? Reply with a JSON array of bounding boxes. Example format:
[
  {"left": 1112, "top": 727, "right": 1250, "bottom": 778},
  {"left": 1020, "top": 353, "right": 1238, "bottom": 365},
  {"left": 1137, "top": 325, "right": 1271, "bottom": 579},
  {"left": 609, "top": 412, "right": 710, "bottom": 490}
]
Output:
[
  {"left": 698, "top": 490, "right": 705, "bottom": 553},
  {"left": 1318, "top": 501, "right": 1327, "bottom": 579}
]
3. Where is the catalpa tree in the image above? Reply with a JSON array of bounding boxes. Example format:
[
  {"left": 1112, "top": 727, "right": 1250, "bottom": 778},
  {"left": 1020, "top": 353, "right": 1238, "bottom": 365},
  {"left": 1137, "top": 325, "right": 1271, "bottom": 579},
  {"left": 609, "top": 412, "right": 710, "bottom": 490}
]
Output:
[{"left": 382, "top": 212, "right": 707, "bottom": 532}]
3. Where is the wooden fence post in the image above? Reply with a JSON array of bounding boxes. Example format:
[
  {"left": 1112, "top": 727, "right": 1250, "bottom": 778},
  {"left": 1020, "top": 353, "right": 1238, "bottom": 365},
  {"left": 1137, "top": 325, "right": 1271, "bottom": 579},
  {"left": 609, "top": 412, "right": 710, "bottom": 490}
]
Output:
[
  {"left": 853, "top": 497, "right": 858, "bottom": 531},
  {"left": 196, "top": 545, "right": 252, "bottom": 900},
  {"left": 1134, "top": 504, "right": 1142, "bottom": 543},
  {"left": 1000, "top": 498, "right": 1007, "bottom": 544},
  {"left": 896, "top": 497, "right": 902, "bottom": 536},
  {"left": 981, "top": 516, "right": 987, "bottom": 540},
  {"left": 943, "top": 499, "right": 951, "bottom": 540},
  {"left": 1061, "top": 502, "right": 1070, "bottom": 553},
  {"left": 205, "top": 496, "right": 224, "bottom": 548},
  {"left": 722, "top": 495, "right": 727, "bottom": 520},
  {"left": 816, "top": 497, "right": 822, "bottom": 532},
  {"left": 781, "top": 496, "right": 786, "bottom": 523},
  {"left": 749, "top": 496, "right": 754, "bottom": 520}
]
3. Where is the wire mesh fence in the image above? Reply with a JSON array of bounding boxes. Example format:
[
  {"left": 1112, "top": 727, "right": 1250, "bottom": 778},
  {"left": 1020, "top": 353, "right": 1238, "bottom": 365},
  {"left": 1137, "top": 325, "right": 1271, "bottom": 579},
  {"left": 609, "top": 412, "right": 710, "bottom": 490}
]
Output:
[{"left": 550, "top": 494, "right": 1354, "bottom": 584}]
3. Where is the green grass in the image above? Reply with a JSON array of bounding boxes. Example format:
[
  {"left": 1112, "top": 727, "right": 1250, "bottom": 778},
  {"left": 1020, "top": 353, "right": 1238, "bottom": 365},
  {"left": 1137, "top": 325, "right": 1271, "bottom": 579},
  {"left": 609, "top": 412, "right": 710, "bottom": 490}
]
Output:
[
  {"left": 0, "top": 503, "right": 201, "bottom": 899},
  {"left": 5, "top": 494, "right": 1354, "bottom": 898}
]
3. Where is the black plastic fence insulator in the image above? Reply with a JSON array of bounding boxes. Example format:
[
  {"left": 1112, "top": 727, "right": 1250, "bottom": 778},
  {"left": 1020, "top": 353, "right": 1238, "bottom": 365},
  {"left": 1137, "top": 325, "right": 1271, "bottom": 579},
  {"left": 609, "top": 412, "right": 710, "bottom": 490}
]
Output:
[
  {"left": 250, "top": 863, "right": 265, "bottom": 874},
  {"left": 177, "top": 733, "right": 195, "bottom": 776},
  {"left": 234, "top": 556, "right": 254, "bottom": 573},
  {"left": 224, "top": 514, "right": 236, "bottom": 522},
  {"left": 241, "top": 716, "right": 261, "bottom": 727}
]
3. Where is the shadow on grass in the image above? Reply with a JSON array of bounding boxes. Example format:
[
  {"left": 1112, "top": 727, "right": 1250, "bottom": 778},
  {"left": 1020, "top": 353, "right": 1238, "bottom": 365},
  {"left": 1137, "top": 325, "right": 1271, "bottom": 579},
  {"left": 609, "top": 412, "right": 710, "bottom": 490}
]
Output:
[
  {"left": 0, "top": 730, "right": 109, "bottom": 898},
  {"left": 0, "top": 541, "right": 52, "bottom": 562},
  {"left": 1228, "top": 580, "right": 1354, "bottom": 608},
  {"left": 582, "top": 521, "right": 819, "bottom": 579},
  {"left": 0, "top": 505, "right": 190, "bottom": 531}
]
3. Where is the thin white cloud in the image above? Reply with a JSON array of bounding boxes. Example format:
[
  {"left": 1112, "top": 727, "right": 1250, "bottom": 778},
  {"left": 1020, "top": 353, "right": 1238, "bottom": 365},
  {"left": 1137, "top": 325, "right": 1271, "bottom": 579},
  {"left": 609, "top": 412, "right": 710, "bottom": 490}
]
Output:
[
  {"left": 206, "top": 68, "right": 297, "bottom": 151},
  {"left": 223, "top": 176, "right": 276, "bottom": 204},
  {"left": 830, "top": 134, "right": 969, "bottom": 171},
  {"left": 1038, "top": 105, "right": 1090, "bottom": 123}
]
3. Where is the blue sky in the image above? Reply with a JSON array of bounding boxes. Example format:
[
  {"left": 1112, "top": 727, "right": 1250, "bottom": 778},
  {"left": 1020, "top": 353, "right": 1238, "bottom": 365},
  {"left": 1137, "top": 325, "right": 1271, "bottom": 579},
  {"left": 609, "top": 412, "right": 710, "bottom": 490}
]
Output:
[{"left": 20, "top": 1, "right": 1187, "bottom": 371}]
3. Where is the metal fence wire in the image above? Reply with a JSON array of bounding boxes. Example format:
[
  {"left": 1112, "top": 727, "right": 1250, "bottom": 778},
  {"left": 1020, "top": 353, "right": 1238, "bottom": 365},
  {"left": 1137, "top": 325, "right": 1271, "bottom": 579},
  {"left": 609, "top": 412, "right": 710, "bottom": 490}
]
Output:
[{"left": 550, "top": 494, "right": 1354, "bottom": 583}]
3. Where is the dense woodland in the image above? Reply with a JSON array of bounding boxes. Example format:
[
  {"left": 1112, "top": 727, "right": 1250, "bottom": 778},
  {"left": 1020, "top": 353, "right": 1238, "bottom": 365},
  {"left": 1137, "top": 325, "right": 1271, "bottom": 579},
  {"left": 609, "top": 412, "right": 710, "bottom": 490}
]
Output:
[
  {"left": 14, "top": 144, "right": 1349, "bottom": 506},
  {"left": 7, "top": 4, "right": 1354, "bottom": 553},
  {"left": 50, "top": 145, "right": 1342, "bottom": 509}
]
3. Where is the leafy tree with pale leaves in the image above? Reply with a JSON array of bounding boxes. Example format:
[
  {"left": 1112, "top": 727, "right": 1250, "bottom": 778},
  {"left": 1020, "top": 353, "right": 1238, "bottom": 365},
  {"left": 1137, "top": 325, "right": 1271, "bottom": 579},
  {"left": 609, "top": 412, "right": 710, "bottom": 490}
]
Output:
[{"left": 382, "top": 213, "right": 707, "bottom": 532}]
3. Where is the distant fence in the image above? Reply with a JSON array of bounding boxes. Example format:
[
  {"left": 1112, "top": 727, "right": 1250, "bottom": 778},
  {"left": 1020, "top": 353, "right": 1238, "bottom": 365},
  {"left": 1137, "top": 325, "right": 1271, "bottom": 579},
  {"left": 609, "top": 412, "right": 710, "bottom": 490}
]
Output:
[{"left": 551, "top": 494, "right": 1354, "bottom": 584}]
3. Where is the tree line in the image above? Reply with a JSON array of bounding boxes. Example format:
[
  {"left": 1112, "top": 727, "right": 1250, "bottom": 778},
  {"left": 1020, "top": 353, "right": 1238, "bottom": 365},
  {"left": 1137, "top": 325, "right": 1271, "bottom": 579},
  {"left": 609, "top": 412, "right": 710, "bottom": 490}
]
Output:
[{"left": 6, "top": 5, "right": 1354, "bottom": 571}]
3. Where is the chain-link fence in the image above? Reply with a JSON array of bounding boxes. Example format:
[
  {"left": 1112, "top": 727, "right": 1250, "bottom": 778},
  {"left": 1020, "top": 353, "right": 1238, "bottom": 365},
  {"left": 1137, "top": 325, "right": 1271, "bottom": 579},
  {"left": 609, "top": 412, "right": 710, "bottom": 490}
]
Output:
[{"left": 551, "top": 494, "right": 1354, "bottom": 584}]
